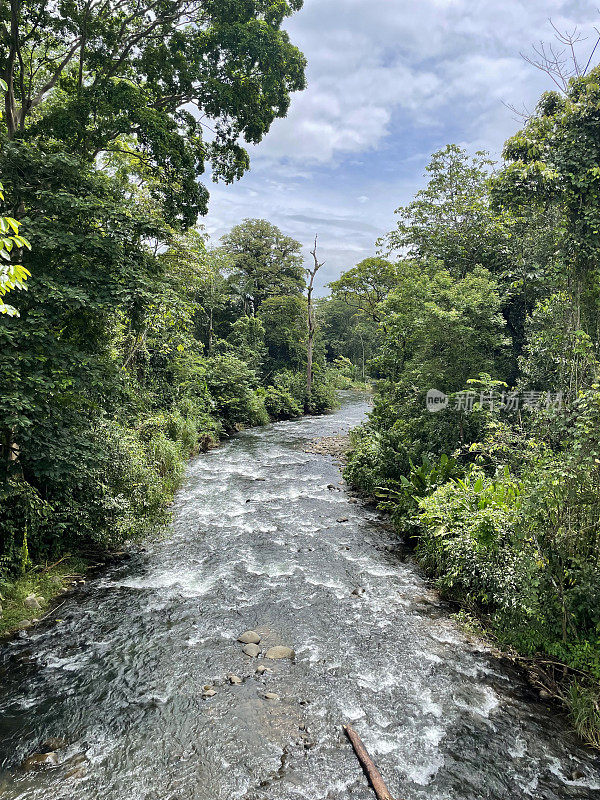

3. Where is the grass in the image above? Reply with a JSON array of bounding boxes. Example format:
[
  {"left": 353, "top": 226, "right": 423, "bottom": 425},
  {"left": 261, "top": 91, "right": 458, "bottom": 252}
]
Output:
[
  {"left": 567, "top": 683, "right": 600, "bottom": 749},
  {"left": 0, "top": 556, "right": 89, "bottom": 638}
]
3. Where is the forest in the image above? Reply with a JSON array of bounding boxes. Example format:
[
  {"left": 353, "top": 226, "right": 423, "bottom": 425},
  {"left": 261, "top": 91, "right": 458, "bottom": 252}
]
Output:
[
  {"left": 2, "top": 0, "right": 600, "bottom": 759},
  {"left": 0, "top": 1, "right": 340, "bottom": 583},
  {"left": 338, "top": 112, "right": 600, "bottom": 744}
]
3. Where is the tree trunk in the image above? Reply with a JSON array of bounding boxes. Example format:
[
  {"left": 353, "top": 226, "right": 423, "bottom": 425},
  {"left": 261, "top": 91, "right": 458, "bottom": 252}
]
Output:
[
  {"left": 306, "top": 282, "right": 314, "bottom": 397},
  {"left": 344, "top": 725, "right": 397, "bottom": 800},
  {"left": 306, "top": 235, "right": 324, "bottom": 408},
  {"left": 5, "top": 0, "right": 21, "bottom": 139}
]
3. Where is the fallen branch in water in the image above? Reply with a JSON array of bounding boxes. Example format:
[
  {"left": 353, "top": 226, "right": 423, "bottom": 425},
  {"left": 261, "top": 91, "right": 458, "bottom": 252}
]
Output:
[
  {"left": 39, "top": 600, "right": 67, "bottom": 621},
  {"left": 344, "top": 724, "right": 398, "bottom": 800}
]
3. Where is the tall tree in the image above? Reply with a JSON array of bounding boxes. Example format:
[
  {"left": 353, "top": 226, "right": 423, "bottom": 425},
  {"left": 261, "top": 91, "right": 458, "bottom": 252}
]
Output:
[
  {"left": 380, "top": 145, "right": 508, "bottom": 279},
  {"left": 494, "top": 68, "right": 600, "bottom": 337},
  {"left": 317, "top": 297, "right": 377, "bottom": 378},
  {"left": 328, "top": 256, "right": 398, "bottom": 323},
  {"left": 221, "top": 219, "right": 305, "bottom": 314},
  {"left": 161, "top": 229, "right": 230, "bottom": 351},
  {"left": 0, "top": 77, "right": 30, "bottom": 317},
  {"left": 1, "top": 0, "right": 306, "bottom": 226}
]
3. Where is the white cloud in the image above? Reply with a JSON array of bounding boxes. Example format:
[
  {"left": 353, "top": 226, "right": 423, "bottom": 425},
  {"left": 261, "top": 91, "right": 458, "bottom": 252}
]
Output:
[{"left": 204, "top": 0, "right": 600, "bottom": 290}]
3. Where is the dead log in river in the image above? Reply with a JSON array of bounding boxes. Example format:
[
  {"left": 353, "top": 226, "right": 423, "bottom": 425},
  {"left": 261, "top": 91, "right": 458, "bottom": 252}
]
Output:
[{"left": 344, "top": 724, "right": 401, "bottom": 800}]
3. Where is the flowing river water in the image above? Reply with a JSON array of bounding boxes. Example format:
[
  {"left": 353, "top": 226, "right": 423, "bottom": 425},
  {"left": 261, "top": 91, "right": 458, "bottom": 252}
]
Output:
[{"left": 1, "top": 391, "right": 600, "bottom": 800}]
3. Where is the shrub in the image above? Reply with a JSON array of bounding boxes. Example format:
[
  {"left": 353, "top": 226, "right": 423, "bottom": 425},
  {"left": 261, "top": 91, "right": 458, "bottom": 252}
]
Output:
[
  {"left": 344, "top": 426, "right": 387, "bottom": 495},
  {"left": 306, "top": 370, "right": 338, "bottom": 413},
  {"left": 263, "top": 385, "right": 302, "bottom": 420},
  {"left": 204, "top": 354, "right": 268, "bottom": 429}
]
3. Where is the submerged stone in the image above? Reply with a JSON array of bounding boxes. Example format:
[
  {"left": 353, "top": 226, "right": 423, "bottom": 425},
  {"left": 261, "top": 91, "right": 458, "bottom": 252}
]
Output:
[
  {"left": 265, "top": 646, "right": 295, "bottom": 660},
  {"left": 237, "top": 630, "right": 261, "bottom": 644},
  {"left": 22, "top": 752, "right": 58, "bottom": 770}
]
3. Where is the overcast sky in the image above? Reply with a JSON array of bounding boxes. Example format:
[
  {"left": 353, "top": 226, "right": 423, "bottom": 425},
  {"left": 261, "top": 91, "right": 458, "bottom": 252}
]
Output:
[{"left": 203, "top": 0, "right": 600, "bottom": 295}]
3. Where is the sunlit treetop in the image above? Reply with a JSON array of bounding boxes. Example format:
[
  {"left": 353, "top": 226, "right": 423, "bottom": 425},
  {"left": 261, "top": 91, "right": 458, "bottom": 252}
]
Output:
[{"left": 0, "top": 0, "right": 306, "bottom": 226}]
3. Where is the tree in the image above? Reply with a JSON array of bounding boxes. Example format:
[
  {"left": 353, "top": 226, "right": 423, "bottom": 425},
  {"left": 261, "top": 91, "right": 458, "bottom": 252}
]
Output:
[
  {"left": 377, "top": 265, "right": 508, "bottom": 392},
  {"left": 1, "top": 0, "right": 306, "bottom": 226},
  {"left": 161, "top": 229, "right": 230, "bottom": 351},
  {"left": 519, "top": 21, "right": 600, "bottom": 97},
  {"left": 317, "top": 297, "right": 378, "bottom": 379},
  {"left": 306, "top": 235, "right": 323, "bottom": 400},
  {"left": 328, "top": 256, "right": 398, "bottom": 323},
  {"left": 226, "top": 315, "right": 267, "bottom": 373},
  {"left": 379, "top": 145, "right": 509, "bottom": 279},
  {"left": 221, "top": 219, "right": 305, "bottom": 314},
  {"left": 494, "top": 66, "right": 600, "bottom": 337},
  {"left": 0, "top": 77, "right": 30, "bottom": 317},
  {"left": 258, "top": 294, "right": 306, "bottom": 373}
]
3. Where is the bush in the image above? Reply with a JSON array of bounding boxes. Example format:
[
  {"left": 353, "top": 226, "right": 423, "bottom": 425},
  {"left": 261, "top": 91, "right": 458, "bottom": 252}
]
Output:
[
  {"left": 417, "top": 468, "right": 532, "bottom": 619},
  {"left": 344, "top": 426, "right": 388, "bottom": 495},
  {"left": 306, "top": 370, "right": 338, "bottom": 413},
  {"left": 204, "top": 354, "right": 269, "bottom": 429},
  {"left": 263, "top": 385, "right": 302, "bottom": 420}
]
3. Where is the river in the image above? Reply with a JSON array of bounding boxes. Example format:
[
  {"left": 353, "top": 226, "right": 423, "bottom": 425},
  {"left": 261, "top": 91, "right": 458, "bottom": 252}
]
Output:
[{"left": 0, "top": 391, "right": 599, "bottom": 799}]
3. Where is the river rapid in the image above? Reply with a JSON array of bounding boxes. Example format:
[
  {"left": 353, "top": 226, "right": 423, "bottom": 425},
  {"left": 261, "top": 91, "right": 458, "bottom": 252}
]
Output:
[{"left": 1, "top": 391, "right": 599, "bottom": 800}]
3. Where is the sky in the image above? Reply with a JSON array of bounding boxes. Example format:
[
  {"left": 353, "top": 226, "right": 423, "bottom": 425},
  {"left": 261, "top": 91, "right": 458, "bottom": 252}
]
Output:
[{"left": 203, "top": 0, "right": 600, "bottom": 295}]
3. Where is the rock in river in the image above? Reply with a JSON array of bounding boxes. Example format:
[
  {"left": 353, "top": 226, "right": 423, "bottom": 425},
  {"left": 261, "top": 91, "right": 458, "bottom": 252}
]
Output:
[
  {"left": 228, "top": 674, "right": 242, "bottom": 685},
  {"left": 263, "top": 692, "right": 280, "bottom": 700},
  {"left": 237, "top": 630, "right": 261, "bottom": 645},
  {"left": 22, "top": 752, "right": 59, "bottom": 770},
  {"left": 265, "top": 645, "right": 295, "bottom": 660},
  {"left": 242, "top": 643, "right": 261, "bottom": 657}
]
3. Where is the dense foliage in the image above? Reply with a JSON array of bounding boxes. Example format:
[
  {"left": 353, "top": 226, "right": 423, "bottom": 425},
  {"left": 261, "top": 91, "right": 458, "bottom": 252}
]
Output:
[
  {"left": 0, "top": 0, "right": 343, "bottom": 582},
  {"left": 3, "top": 0, "right": 599, "bottom": 750},
  {"left": 337, "top": 80, "right": 600, "bottom": 743}
]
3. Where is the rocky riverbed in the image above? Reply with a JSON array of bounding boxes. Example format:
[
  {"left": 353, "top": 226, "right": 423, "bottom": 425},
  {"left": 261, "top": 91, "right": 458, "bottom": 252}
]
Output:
[{"left": 304, "top": 434, "right": 351, "bottom": 460}]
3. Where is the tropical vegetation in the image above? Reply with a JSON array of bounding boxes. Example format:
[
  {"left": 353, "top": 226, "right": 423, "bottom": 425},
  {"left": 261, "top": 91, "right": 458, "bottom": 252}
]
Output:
[
  {"left": 335, "top": 77, "right": 600, "bottom": 744},
  {"left": 0, "top": 1, "right": 342, "bottom": 610}
]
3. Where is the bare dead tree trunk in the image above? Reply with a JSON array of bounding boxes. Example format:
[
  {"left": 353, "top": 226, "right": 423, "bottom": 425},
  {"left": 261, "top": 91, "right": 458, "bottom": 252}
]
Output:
[
  {"left": 344, "top": 725, "right": 398, "bottom": 800},
  {"left": 306, "top": 235, "right": 324, "bottom": 407},
  {"left": 4, "top": 0, "right": 21, "bottom": 139}
]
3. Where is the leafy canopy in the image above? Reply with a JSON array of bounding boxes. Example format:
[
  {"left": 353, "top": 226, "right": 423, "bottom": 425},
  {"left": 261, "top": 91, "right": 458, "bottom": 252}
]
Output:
[
  {"left": 1, "top": 0, "right": 306, "bottom": 225},
  {"left": 380, "top": 144, "right": 509, "bottom": 279},
  {"left": 328, "top": 257, "right": 398, "bottom": 323},
  {"left": 221, "top": 218, "right": 305, "bottom": 314},
  {"left": 0, "top": 77, "right": 31, "bottom": 317}
]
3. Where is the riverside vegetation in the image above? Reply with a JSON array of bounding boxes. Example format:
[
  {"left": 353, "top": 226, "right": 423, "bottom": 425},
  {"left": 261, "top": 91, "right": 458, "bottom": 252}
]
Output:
[
  {"left": 2, "top": 0, "right": 600, "bottom": 756},
  {"left": 0, "top": 1, "right": 349, "bottom": 633},
  {"left": 333, "top": 76, "right": 600, "bottom": 747}
]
